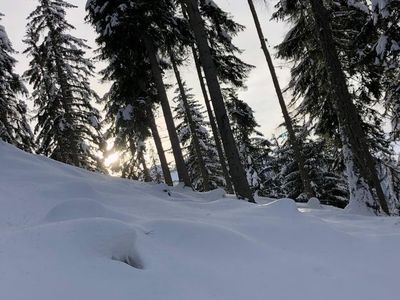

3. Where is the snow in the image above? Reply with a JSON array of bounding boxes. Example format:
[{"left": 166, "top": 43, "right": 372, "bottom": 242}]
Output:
[
  {"left": 307, "top": 197, "right": 322, "bottom": 209},
  {"left": 119, "top": 104, "right": 133, "bottom": 121},
  {"left": 347, "top": 0, "right": 370, "bottom": 14},
  {"left": 376, "top": 34, "right": 388, "bottom": 58},
  {"left": 0, "top": 141, "right": 399, "bottom": 300}
]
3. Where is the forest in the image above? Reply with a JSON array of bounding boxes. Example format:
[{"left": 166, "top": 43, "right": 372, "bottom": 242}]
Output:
[{"left": 1, "top": 0, "right": 400, "bottom": 217}]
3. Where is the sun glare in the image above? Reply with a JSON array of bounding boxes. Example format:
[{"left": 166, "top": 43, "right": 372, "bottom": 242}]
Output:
[{"left": 104, "top": 152, "right": 120, "bottom": 167}]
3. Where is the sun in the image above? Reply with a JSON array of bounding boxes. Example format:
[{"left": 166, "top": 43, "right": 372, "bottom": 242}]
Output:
[{"left": 104, "top": 152, "right": 120, "bottom": 167}]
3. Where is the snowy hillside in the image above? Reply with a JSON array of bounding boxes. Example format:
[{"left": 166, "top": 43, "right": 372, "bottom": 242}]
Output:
[{"left": 0, "top": 141, "right": 399, "bottom": 300}]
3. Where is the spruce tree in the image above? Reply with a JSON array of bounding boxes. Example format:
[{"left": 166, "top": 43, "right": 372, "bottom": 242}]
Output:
[
  {"left": 273, "top": 0, "right": 393, "bottom": 213},
  {"left": 247, "top": 0, "right": 314, "bottom": 198},
  {"left": 192, "top": 48, "right": 234, "bottom": 193},
  {"left": 267, "top": 127, "right": 349, "bottom": 208},
  {"left": 169, "top": 50, "right": 212, "bottom": 191},
  {"left": 184, "top": 1, "right": 254, "bottom": 193},
  {"left": 86, "top": 0, "right": 191, "bottom": 186},
  {"left": 0, "top": 13, "right": 34, "bottom": 151},
  {"left": 196, "top": 0, "right": 254, "bottom": 88},
  {"left": 149, "top": 147, "right": 165, "bottom": 184},
  {"left": 369, "top": 1, "right": 400, "bottom": 139},
  {"left": 224, "top": 88, "right": 269, "bottom": 194},
  {"left": 174, "top": 83, "right": 224, "bottom": 191},
  {"left": 183, "top": 0, "right": 255, "bottom": 202},
  {"left": 100, "top": 46, "right": 173, "bottom": 185},
  {"left": 24, "top": 0, "right": 103, "bottom": 171},
  {"left": 307, "top": 0, "right": 390, "bottom": 214}
]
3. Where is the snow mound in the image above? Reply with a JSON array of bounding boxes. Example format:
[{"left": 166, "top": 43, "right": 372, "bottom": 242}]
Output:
[
  {"left": 307, "top": 197, "right": 322, "bottom": 209},
  {"left": 0, "top": 218, "right": 144, "bottom": 299},
  {"left": 261, "top": 198, "right": 300, "bottom": 216},
  {"left": 345, "top": 199, "right": 376, "bottom": 216},
  {"left": 44, "top": 198, "right": 132, "bottom": 223}
]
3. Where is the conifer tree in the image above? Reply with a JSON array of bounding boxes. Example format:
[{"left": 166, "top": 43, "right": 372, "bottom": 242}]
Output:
[
  {"left": 0, "top": 13, "right": 33, "bottom": 151},
  {"left": 267, "top": 127, "right": 349, "bottom": 208},
  {"left": 24, "top": 0, "right": 103, "bottom": 171},
  {"left": 149, "top": 147, "right": 165, "bottom": 184},
  {"left": 196, "top": 0, "right": 254, "bottom": 88},
  {"left": 169, "top": 50, "right": 212, "bottom": 191},
  {"left": 183, "top": 0, "right": 255, "bottom": 201},
  {"left": 98, "top": 36, "right": 174, "bottom": 185},
  {"left": 184, "top": 1, "right": 254, "bottom": 193},
  {"left": 307, "top": 0, "right": 390, "bottom": 214},
  {"left": 174, "top": 83, "right": 224, "bottom": 191},
  {"left": 369, "top": 1, "right": 400, "bottom": 139},
  {"left": 224, "top": 88, "right": 268, "bottom": 194},
  {"left": 192, "top": 48, "right": 234, "bottom": 193},
  {"left": 273, "top": 0, "right": 393, "bottom": 213},
  {"left": 247, "top": 0, "right": 314, "bottom": 198},
  {"left": 86, "top": 0, "right": 191, "bottom": 186}
]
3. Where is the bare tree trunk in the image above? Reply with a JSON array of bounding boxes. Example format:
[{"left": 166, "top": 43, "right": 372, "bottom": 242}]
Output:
[
  {"left": 183, "top": 0, "right": 254, "bottom": 202},
  {"left": 247, "top": 0, "right": 314, "bottom": 199},
  {"left": 148, "top": 107, "right": 174, "bottom": 187},
  {"left": 308, "top": 0, "right": 389, "bottom": 215},
  {"left": 142, "top": 35, "right": 191, "bottom": 187},
  {"left": 169, "top": 50, "right": 211, "bottom": 191},
  {"left": 192, "top": 46, "right": 234, "bottom": 194}
]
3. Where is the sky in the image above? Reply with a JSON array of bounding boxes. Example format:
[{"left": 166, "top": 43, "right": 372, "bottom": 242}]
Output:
[{"left": 1, "top": 0, "right": 292, "bottom": 146}]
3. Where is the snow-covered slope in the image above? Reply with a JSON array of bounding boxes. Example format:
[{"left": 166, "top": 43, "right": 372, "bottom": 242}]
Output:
[{"left": 0, "top": 141, "right": 399, "bottom": 300}]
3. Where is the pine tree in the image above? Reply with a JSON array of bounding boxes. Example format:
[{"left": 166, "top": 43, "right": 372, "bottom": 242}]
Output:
[
  {"left": 86, "top": 0, "right": 191, "bottom": 186},
  {"left": 0, "top": 13, "right": 33, "bottom": 151},
  {"left": 192, "top": 48, "right": 234, "bottom": 193},
  {"left": 247, "top": 0, "right": 314, "bottom": 198},
  {"left": 273, "top": 0, "right": 393, "bottom": 213},
  {"left": 97, "top": 33, "right": 174, "bottom": 184},
  {"left": 196, "top": 0, "right": 254, "bottom": 88},
  {"left": 265, "top": 127, "right": 349, "bottom": 208},
  {"left": 174, "top": 83, "right": 224, "bottom": 191},
  {"left": 169, "top": 49, "right": 212, "bottom": 191},
  {"left": 307, "top": 0, "right": 390, "bottom": 214},
  {"left": 24, "top": 0, "right": 103, "bottom": 171},
  {"left": 369, "top": 1, "right": 400, "bottom": 140},
  {"left": 224, "top": 88, "right": 270, "bottom": 194},
  {"left": 149, "top": 147, "right": 165, "bottom": 184},
  {"left": 183, "top": 0, "right": 255, "bottom": 202}
]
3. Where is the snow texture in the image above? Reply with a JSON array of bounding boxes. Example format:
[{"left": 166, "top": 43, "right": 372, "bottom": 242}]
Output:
[{"left": 0, "top": 141, "right": 399, "bottom": 300}]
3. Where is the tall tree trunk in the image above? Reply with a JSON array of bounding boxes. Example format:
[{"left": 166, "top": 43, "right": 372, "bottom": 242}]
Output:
[
  {"left": 142, "top": 35, "right": 191, "bottom": 187},
  {"left": 148, "top": 107, "right": 174, "bottom": 187},
  {"left": 183, "top": 0, "right": 254, "bottom": 202},
  {"left": 169, "top": 50, "right": 211, "bottom": 191},
  {"left": 247, "top": 0, "right": 314, "bottom": 199},
  {"left": 138, "top": 147, "right": 152, "bottom": 182},
  {"left": 308, "top": 0, "right": 389, "bottom": 215},
  {"left": 192, "top": 46, "right": 234, "bottom": 194},
  {"left": 340, "top": 127, "right": 377, "bottom": 215}
]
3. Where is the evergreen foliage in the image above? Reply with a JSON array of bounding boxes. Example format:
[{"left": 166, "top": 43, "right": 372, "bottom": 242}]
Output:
[
  {"left": 265, "top": 127, "right": 349, "bottom": 208},
  {"left": 273, "top": 0, "right": 398, "bottom": 212},
  {"left": 224, "top": 88, "right": 269, "bottom": 193},
  {"left": 100, "top": 47, "right": 154, "bottom": 180},
  {"left": 24, "top": 0, "right": 103, "bottom": 171},
  {"left": 369, "top": 0, "right": 400, "bottom": 139},
  {"left": 0, "top": 13, "right": 33, "bottom": 151},
  {"left": 197, "top": 0, "right": 254, "bottom": 88},
  {"left": 174, "top": 83, "right": 224, "bottom": 191},
  {"left": 87, "top": 0, "right": 192, "bottom": 186}
]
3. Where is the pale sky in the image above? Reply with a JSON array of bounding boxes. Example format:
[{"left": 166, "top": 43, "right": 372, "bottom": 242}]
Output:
[{"left": 2, "top": 0, "right": 291, "bottom": 141}]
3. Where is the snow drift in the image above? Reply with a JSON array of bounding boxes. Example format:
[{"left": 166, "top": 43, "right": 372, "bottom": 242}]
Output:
[{"left": 0, "top": 141, "right": 399, "bottom": 300}]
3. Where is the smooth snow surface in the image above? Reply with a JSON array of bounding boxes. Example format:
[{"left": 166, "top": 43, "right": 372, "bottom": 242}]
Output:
[{"left": 0, "top": 142, "right": 399, "bottom": 300}]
